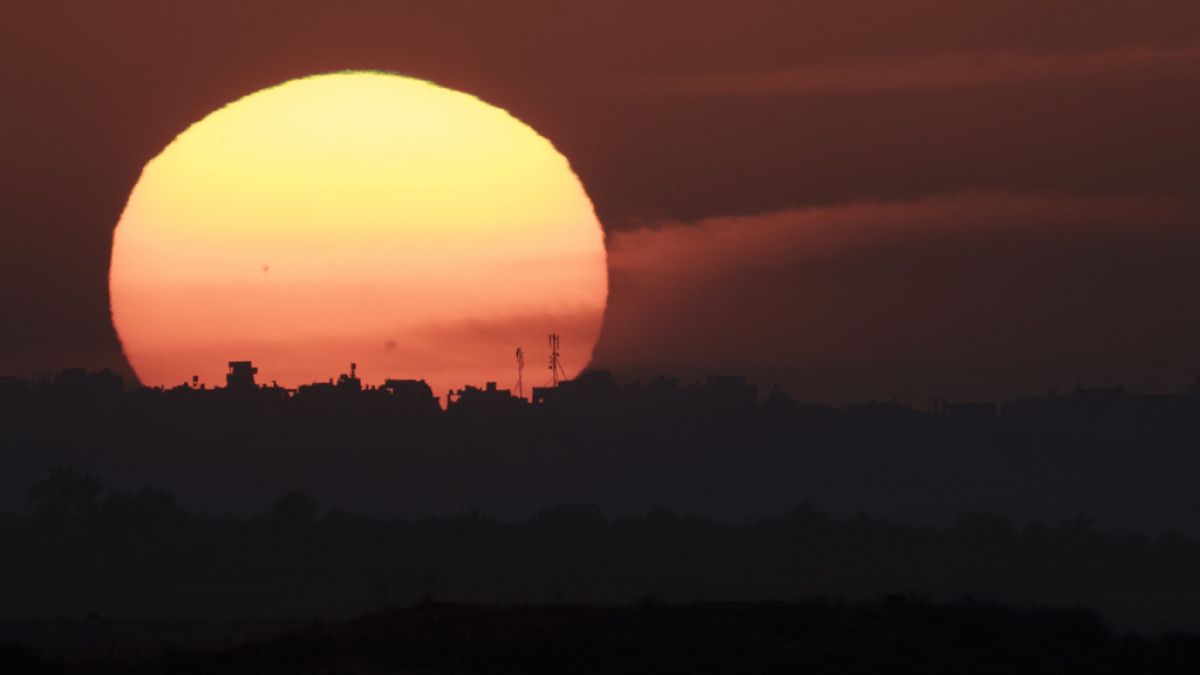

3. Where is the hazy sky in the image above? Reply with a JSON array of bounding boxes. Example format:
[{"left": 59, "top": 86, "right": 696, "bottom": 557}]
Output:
[{"left": 2, "top": 0, "right": 1199, "bottom": 401}]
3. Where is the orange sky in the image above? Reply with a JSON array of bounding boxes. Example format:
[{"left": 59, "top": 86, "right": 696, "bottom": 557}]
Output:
[{"left": 4, "top": 1, "right": 1200, "bottom": 402}]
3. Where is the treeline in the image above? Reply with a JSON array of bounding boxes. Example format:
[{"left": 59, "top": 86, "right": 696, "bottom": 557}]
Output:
[
  {"left": 4, "top": 374, "right": 1200, "bottom": 536},
  {"left": 4, "top": 468, "right": 1200, "bottom": 634}
]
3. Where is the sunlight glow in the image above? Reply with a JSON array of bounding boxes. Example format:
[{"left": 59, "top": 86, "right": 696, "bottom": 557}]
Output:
[{"left": 110, "top": 71, "right": 608, "bottom": 395}]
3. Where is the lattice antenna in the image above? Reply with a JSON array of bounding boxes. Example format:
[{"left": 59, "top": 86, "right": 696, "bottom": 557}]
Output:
[
  {"left": 515, "top": 347, "right": 525, "bottom": 399},
  {"left": 547, "top": 333, "right": 568, "bottom": 386}
]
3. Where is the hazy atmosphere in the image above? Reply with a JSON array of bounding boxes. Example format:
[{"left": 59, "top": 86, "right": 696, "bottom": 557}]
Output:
[{"left": 4, "top": 1, "right": 1199, "bottom": 400}]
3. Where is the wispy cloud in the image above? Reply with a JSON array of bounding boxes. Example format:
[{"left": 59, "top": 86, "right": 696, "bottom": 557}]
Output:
[
  {"left": 625, "top": 45, "right": 1200, "bottom": 96},
  {"left": 594, "top": 194, "right": 1200, "bottom": 402}
]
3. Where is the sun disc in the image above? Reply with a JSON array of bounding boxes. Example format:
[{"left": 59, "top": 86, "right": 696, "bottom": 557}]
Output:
[{"left": 109, "top": 71, "right": 608, "bottom": 397}]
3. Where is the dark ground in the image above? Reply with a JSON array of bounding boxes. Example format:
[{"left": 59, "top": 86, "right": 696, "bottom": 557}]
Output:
[
  {"left": 7, "top": 374, "right": 1200, "bottom": 670},
  {"left": 6, "top": 600, "right": 1200, "bottom": 674}
]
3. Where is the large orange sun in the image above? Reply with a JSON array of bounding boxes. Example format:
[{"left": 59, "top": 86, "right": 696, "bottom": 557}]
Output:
[{"left": 109, "top": 71, "right": 608, "bottom": 396}]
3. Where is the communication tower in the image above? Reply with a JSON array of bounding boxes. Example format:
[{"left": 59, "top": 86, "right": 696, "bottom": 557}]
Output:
[{"left": 548, "top": 333, "right": 568, "bottom": 386}]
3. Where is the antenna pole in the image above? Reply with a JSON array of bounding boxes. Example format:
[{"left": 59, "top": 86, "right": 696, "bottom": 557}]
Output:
[{"left": 515, "top": 347, "right": 525, "bottom": 399}]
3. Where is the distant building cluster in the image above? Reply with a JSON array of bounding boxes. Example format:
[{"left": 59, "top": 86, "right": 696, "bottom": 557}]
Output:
[
  {"left": 211, "top": 360, "right": 763, "bottom": 418},
  {"left": 2, "top": 360, "right": 1200, "bottom": 425}
]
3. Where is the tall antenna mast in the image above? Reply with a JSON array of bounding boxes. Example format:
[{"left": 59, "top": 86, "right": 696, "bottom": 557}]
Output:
[
  {"left": 515, "top": 347, "right": 525, "bottom": 399},
  {"left": 548, "top": 333, "right": 567, "bottom": 386}
]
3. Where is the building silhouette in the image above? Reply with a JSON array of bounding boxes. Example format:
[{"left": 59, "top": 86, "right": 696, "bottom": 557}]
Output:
[{"left": 225, "top": 361, "right": 258, "bottom": 392}]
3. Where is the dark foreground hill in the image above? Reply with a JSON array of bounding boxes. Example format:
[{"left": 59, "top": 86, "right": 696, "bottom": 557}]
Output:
[
  {"left": 6, "top": 600, "right": 1200, "bottom": 674},
  {"left": 9, "top": 473, "right": 1200, "bottom": 634}
]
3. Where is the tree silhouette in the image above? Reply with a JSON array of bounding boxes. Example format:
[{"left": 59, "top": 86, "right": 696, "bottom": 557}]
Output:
[
  {"left": 1058, "top": 516, "right": 1098, "bottom": 538},
  {"left": 102, "top": 486, "right": 190, "bottom": 541},
  {"left": 29, "top": 465, "right": 100, "bottom": 521},
  {"left": 270, "top": 490, "right": 318, "bottom": 527}
]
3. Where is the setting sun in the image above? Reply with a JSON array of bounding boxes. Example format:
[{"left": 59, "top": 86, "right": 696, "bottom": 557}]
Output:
[{"left": 109, "top": 71, "right": 608, "bottom": 396}]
